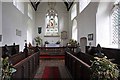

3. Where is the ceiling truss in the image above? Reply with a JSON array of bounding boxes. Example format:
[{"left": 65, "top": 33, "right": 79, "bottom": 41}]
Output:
[{"left": 30, "top": 0, "right": 74, "bottom": 11}]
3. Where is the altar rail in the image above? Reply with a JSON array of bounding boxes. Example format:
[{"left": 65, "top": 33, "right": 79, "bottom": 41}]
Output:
[
  {"left": 29, "top": 47, "right": 76, "bottom": 55},
  {"left": 12, "top": 52, "right": 40, "bottom": 79},
  {"left": 65, "top": 51, "right": 91, "bottom": 80},
  {"left": 40, "top": 47, "right": 66, "bottom": 55}
]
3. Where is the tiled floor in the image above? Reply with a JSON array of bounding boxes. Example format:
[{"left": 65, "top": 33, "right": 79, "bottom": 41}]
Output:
[{"left": 34, "top": 59, "right": 72, "bottom": 79}]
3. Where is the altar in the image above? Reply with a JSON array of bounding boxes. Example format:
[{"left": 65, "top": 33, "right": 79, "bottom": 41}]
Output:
[
  {"left": 45, "top": 43, "right": 60, "bottom": 47},
  {"left": 43, "top": 43, "right": 62, "bottom": 55}
]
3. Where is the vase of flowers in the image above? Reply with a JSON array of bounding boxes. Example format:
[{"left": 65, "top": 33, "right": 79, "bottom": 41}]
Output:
[
  {"left": 90, "top": 56, "right": 119, "bottom": 80},
  {"left": 68, "top": 39, "right": 78, "bottom": 47},
  {"left": 34, "top": 36, "right": 42, "bottom": 46}
]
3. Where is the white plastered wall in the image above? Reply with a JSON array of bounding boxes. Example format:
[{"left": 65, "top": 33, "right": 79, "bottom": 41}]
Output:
[
  {"left": 35, "top": 2, "right": 69, "bottom": 46},
  {"left": 96, "top": 1, "right": 115, "bottom": 48},
  {"left": 2, "top": 2, "right": 35, "bottom": 51},
  {"left": 69, "top": 2, "right": 99, "bottom": 46},
  {"left": 0, "top": 1, "right": 2, "bottom": 46}
]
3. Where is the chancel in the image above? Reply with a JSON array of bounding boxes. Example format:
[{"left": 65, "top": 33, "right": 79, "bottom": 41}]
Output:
[{"left": 0, "top": 0, "right": 120, "bottom": 79}]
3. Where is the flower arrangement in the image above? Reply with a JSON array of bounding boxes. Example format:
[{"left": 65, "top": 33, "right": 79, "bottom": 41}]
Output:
[
  {"left": 2, "top": 57, "right": 16, "bottom": 80},
  {"left": 67, "top": 39, "right": 78, "bottom": 47},
  {"left": 34, "top": 36, "right": 42, "bottom": 45},
  {"left": 90, "top": 56, "right": 119, "bottom": 80}
]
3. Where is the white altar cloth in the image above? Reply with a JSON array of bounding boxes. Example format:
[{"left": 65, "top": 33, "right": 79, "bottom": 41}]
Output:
[{"left": 46, "top": 43, "right": 60, "bottom": 47}]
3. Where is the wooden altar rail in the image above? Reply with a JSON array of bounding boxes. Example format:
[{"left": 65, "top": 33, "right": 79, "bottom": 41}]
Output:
[
  {"left": 39, "top": 47, "right": 66, "bottom": 55},
  {"left": 65, "top": 51, "right": 91, "bottom": 80},
  {"left": 12, "top": 52, "right": 40, "bottom": 79},
  {"left": 29, "top": 47, "right": 76, "bottom": 55}
]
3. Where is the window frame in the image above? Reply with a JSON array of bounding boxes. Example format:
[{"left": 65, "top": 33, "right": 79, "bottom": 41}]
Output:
[
  {"left": 110, "top": 2, "right": 120, "bottom": 47},
  {"left": 44, "top": 9, "right": 59, "bottom": 37},
  {"left": 72, "top": 19, "right": 78, "bottom": 41},
  {"left": 13, "top": 0, "right": 24, "bottom": 14}
]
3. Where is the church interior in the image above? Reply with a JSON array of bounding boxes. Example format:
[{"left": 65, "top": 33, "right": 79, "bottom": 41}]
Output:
[{"left": 0, "top": 0, "right": 120, "bottom": 79}]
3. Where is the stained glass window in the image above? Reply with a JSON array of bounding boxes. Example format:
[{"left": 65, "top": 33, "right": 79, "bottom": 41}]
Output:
[{"left": 45, "top": 8, "right": 59, "bottom": 37}]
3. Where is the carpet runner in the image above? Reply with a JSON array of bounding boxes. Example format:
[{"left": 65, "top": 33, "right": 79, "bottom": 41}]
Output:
[
  {"left": 42, "top": 66, "right": 61, "bottom": 79},
  {"left": 40, "top": 55, "right": 65, "bottom": 59},
  {"left": 40, "top": 52, "right": 65, "bottom": 59}
]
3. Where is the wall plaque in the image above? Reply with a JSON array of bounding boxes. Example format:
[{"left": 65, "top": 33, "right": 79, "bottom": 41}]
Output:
[{"left": 61, "top": 31, "right": 67, "bottom": 39}]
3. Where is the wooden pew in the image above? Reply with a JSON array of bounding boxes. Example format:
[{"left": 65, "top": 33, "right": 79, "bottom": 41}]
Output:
[
  {"left": 75, "top": 51, "right": 94, "bottom": 65},
  {"left": 65, "top": 51, "right": 120, "bottom": 80},
  {"left": 65, "top": 44, "right": 120, "bottom": 80},
  {"left": 12, "top": 52, "right": 40, "bottom": 79},
  {"left": 9, "top": 48, "right": 35, "bottom": 66},
  {"left": 9, "top": 52, "right": 26, "bottom": 65},
  {"left": 86, "top": 46, "right": 120, "bottom": 68},
  {"left": 86, "top": 46, "right": 120, "bottom": 80},
  {"left": 1, "top": 45, "right": 19, "bottom": 56},
  {"left": 65, "top": 51, "right": 91, "bottom": 80}
]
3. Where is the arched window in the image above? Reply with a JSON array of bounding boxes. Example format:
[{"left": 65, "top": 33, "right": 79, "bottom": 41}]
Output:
[
  {"left": 72, "top": 19, "right": 77, "bottom": 41},
  {"left": 71, "top": 3, "right": 77, "bottom": 20},
  {"left": 111, "top": 0, "right": 120, "bottom": 47},
  {"left": 28, "top": 4, "right": 33, "bottom": 19},
  {"left": 45, "top": 3, "right": 59, "bottom": 37}
]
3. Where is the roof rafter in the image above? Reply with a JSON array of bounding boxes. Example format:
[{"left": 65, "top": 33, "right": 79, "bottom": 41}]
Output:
[{"left": 30, "top": 0, "right": 74, "bottom": 11}]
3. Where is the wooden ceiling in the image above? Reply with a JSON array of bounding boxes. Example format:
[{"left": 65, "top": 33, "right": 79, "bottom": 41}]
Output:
[{"left": 30, "top": 0, "right": 74, "bottom": 11}]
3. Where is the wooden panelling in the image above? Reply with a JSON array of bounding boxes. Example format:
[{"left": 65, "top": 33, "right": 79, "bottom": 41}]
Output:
[
  {"left": 65, "top": 52, "right": 91, "bottom": 80},
  {"left": 12, "top": 52, "right": 40, "bottom": 79},
  {"left": 86, "top": 46, "right": 120, "bottom": 67},
  {"left": 9, "top": 52, "right": 25, "bottom": 65},
  {"left": 1, "top": 45, "right": 19, "bottom": 56}
]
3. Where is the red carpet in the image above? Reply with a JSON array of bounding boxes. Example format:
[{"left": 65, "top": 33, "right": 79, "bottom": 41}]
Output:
[
  {"left": 42, "top": 66, "right": 61, "bottom": 79},
  {"left": 40, "top": 55, "right": 65, "bottom": 59}
]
